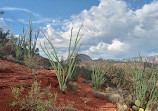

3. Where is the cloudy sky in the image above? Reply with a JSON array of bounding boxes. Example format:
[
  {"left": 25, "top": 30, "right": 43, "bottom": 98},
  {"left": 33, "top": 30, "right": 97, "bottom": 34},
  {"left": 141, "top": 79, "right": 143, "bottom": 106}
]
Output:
[{"left": 0, "top": 0, "right": 158, "bottom": 60}]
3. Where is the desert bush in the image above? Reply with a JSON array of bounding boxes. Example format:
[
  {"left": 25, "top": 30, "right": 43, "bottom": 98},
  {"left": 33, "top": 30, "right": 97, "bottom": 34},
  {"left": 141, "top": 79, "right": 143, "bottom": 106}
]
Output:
[
  {"left": 0, "top": 42, "right": 4, "bottom": 57},
  {"left": 91, "top": 65, "right": 105, "bottom": 90},
  {"left": 5, "top": 54, "right": 15, "bottom": 61},
  {"left": 10, "top": 81, "right": 75, "bottom": 111},
  {"left": 41, "top": 25, "right": 83, "bottom": 92},
  {"left": 93, "top": 87, "right": 132, "bottom": 111},
  {"left": 4, "top": 39, "right": 16, "bottom": 57},
  {"left": 130, "top": 55, "right": 158, "bottom": 109},
  {"left": 70, "top": 56, "right": 89, "bottom": 81},
  {"left": 104, "top": 65, "right": 133, "bottom": 92},
  {"left": 71, "top": 66, "right": 80, "bottom": 81},
  {"left": 0, "top": 28, "right": 18, "bottom": 59},
  {"left": 24, "top": 54, "right": 41, "bottom": 70},
  {"left": 0, "top": 28, "right": 11, "bottom": 58},
  {"left": 11, "top": 81, "right": 57, "bottom": 111},
  {"left": 80, "top": 66, "right": 93, "bottom": 80}
]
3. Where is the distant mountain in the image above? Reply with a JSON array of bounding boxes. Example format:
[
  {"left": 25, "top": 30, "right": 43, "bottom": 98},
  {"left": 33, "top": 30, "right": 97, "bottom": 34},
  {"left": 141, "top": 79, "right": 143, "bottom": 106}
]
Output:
[
  {"left": 123, "top": 55, "right": 158, "bottom": 63},
  {"left": 94, "top": 57, "right": 104, "bottom": 61},
  {"left": 77, "top": 54, "right": 92, "bottom": 61}
]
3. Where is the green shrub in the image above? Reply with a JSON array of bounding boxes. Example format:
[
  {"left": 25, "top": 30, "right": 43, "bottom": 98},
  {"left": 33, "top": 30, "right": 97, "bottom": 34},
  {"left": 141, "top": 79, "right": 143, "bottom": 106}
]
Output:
[
  {"left": 91, "top": 65, "right": 105, "bottom": 90},
  {"left": 0, "top": 42, "right": 4, "bottom": 57},
  {"left": 0, "top": 28, "right": 19, "bottom": 59},
  {"left": 71, "top": 66, "right": 80, "bottom": 81},
  {"left": 5, "top": 54, "right": 15, "bottom": 61},
  {"left": 41, "top": 25, "right": 83, "bottom": 92},
  {"left": 0, "top": 28, "right": 15, "bottom": 58},
  {"left": 130, "top": 55, "right": 158, "bottom": 109},
  {"left": 80, "top": 66, "right": 93, "bottom": 80},
  {"left": 105, "top": 65, "right": 133, "bottom": 92},
  {"left": 93, "top": 88, "right": 131, "bottom": 111}
]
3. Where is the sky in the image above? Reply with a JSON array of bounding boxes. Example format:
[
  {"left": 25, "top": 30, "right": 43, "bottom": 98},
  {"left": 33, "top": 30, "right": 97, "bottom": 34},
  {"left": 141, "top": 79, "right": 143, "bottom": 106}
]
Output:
[{"left": 0, "top": 0, "right": 158, "bottom": 60}]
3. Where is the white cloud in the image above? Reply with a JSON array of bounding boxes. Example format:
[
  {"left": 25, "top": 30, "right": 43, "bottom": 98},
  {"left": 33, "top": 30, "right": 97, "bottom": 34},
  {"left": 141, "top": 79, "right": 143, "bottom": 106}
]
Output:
[
  {"left": 1, "top": 7, "right": 40, "bottom": 17},
  {"left": 1, "top": 7, "right": 60, "bottom": 25},
  {"left": 82, "top": 39, "right": 128, "bottom": 58},
  {"left": 89, "top": 42, "right": 108, "bottom": 52},
  {"left": 38, "top": 0, "right": 158, "bottom": 59},
  {"left": 108, "top": 39, "right": 127, "bottom": 52}
]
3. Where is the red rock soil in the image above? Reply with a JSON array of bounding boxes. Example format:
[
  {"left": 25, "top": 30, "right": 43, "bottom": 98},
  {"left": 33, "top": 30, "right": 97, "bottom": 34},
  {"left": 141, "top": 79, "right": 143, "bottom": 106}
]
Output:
[{"left": 0, "top": 59, "right": 117, "bottom": 111}]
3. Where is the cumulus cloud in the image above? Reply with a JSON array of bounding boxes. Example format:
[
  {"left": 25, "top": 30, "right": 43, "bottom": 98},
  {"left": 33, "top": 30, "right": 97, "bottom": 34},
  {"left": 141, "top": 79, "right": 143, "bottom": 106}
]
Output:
[
  {"left": 38, "top": 0, "right": 158, "bottom": 59},
  {"left": 82, "top": 39, "right": 128, "bottom": 59},
  {"left": 108, "top": 39, "right": 127, "bottom": 52}
]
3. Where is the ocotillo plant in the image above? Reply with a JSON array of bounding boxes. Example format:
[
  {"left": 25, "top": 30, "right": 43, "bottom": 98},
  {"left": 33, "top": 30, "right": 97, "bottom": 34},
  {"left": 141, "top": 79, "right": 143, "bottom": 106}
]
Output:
[
  {"left": 16, "top": 14, "right": 39, "bottom": 61},
  {"left": 40, "top": 25, "right": 83, "bottom": 92},
  {"left": 27, "top": 14, "right": 39, "bottom": 58},
  {"left": 16, "top": 26, "right": 27, "bottom": 60},
  {"left": 130, "top": 54, "right": 157, "bottom": 109},
  {"left": 91, "top": 65, "right": 105, "bottom": 90}
]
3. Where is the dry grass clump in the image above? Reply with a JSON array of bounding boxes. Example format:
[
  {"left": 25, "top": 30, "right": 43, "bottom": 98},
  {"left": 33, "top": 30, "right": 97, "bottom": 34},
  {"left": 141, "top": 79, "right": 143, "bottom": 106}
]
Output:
[
  {"left": 80, "top": 97, "right": 91, "bottom": 104},
  {"left": 0, "top": 64, "right": 10, "bottom": 72},
  {"left": 23, "top": 55, "right": 42, "bottom": 75},
  {"left": 24, "top": 55, "right": 41, "bottom": 69},
  {"left": 93, "top": 87, "right": 132, "bottom": 111}
]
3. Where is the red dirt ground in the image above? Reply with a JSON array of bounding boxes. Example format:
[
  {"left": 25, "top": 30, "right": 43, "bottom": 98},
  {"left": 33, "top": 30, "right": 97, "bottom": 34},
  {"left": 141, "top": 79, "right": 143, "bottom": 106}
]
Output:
[{"left": 0, "top": 59, "right": 117, "bottom": 111}]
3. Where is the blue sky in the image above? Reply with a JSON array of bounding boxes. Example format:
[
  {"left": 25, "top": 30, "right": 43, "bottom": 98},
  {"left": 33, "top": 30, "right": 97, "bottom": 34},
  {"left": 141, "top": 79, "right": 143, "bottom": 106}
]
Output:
[
  {"left": 0, "top": 0, "right": 99, "bottom": 34},
  {"left": 0, "top": 0, "right": 153, "bottom": 33},
  {"left": 0, "top": 0, "right": 158, "bottom": 60}
]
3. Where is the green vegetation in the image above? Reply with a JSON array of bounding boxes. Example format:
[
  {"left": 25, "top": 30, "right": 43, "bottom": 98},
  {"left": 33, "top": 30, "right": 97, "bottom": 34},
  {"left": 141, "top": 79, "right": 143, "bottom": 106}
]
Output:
[
  {"left": 10, "top": 81, "right": 75, "bottom": 111},
  {"left": 15, "top": 26, "right": 27, "bottom": 61},
  {"left": 0, "top": 28, "right": 16, "bottom": 58},
  {"left": 40, "top": 25, "right": 83, "bottom": 92},
  {"left": 132, "top": 100, "right": 152, "bottom": 111},
  {"left": 11, "top": 81, "right": 58, "bottom": 111},
  {"left": 91, "top": 65, "right": 105, "bottom": 90},
  {"left": 0, "top": 14, "right": 43, "bottom": 72},
  {"left": 130, "top": 55, "right": 158, "bottom": 109},
  {"left": 16, "top": 14, "right": 39, "bottom": 61},
  {"left": 79, "top": 66, "right": 93, "bottom": 80},
  {"left": 105, "top": 65, "right": 133, "bottom": 92},
  {"left": 1, "top": 14, "right": 158, "bottom": 111}
]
